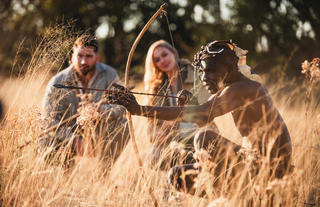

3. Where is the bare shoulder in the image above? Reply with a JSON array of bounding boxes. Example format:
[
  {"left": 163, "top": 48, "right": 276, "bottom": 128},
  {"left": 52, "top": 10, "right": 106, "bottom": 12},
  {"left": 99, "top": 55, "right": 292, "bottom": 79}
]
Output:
[
  {"left": 199, "top": 79, "right": 267, "bottom": 114},
  {"left": 221, "top": 79, "right": 264, "bottom": 99}
]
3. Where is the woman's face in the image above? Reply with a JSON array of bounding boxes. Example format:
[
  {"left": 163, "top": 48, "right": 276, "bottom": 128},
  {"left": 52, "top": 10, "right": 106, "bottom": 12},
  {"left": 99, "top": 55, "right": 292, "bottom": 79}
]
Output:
[{"left": 153, "top": 46, "right": 177, "bottom": 74}]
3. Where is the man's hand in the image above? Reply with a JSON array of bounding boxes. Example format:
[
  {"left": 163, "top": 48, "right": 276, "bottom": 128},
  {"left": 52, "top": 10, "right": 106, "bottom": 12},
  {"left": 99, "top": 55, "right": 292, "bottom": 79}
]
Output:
[
  {"left": 177, "top": 89, "right": 196, "bottom": 106},
  {"left": 106, "top": 83, "right": 140, "bottom": 114}
]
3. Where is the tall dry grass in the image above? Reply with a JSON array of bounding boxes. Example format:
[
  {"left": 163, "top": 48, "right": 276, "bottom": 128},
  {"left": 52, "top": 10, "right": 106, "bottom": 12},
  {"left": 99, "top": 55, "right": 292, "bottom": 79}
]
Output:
[{"left": 0, "top": 25, "right": 319, "bottom": 207}]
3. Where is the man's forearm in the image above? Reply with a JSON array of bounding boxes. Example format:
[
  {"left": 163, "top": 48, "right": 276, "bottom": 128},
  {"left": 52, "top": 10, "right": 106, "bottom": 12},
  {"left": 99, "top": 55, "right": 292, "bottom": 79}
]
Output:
[
  {"left": 131, "top": 105, "right": 185, "bottom": 121},
  {"left": 130, "top": 104, "right": 208, "bottom": 125}
]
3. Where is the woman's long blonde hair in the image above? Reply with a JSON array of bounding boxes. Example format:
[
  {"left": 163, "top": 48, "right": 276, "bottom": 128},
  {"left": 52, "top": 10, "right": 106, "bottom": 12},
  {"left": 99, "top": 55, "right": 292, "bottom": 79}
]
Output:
[{"left": 144, "top": 40, "right": 179, "bottom": 102}]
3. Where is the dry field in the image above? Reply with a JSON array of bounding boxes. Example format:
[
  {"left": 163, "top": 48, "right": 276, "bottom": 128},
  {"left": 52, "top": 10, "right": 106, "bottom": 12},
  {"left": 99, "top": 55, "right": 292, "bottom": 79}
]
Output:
[
  {"left": 0, "top": 70, "right": 319, "bottom": 207},
  {"left": 0, "top": 28, "right": 319, "bottom": 207}
]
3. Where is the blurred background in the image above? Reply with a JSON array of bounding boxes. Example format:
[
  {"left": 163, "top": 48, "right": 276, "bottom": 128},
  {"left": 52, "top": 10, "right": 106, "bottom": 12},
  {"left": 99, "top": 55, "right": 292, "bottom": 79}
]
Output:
[
  {"left": 0, "top": 2, "right": 319, "bottom": 206},
  {"left": 0, "top": 0, "right": 319, "bottom": 80}
]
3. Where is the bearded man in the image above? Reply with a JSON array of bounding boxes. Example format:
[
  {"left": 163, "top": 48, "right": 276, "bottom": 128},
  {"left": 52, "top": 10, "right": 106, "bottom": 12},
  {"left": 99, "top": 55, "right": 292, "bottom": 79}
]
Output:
[{"left": 38, "top": 35, "right": 129, "bottom": 164}]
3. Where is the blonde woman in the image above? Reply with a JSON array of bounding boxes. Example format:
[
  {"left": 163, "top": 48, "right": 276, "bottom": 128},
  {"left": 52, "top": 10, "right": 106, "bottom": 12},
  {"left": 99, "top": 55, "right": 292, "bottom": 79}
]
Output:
[{"left": 144, "top": 40, "right": 200, "bottom": 169}]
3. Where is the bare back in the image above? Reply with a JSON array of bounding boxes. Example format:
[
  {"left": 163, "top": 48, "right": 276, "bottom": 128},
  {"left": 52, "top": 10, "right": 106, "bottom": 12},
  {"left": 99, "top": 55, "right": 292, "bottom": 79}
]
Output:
[{"left": 217, "top": 79, "right": 292, "bottom": 157}]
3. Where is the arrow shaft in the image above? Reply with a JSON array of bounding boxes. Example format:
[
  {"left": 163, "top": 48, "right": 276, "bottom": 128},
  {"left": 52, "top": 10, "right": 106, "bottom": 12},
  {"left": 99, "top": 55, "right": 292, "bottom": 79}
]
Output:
[{"left": 54, "top": 84, "right": 180, "bottom": 99}]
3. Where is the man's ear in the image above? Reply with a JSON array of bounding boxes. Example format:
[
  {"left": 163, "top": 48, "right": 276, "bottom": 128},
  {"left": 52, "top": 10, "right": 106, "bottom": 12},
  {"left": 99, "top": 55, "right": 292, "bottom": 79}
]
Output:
[{"left": 70, "top": 52, "right": 75, "bottom": 64}]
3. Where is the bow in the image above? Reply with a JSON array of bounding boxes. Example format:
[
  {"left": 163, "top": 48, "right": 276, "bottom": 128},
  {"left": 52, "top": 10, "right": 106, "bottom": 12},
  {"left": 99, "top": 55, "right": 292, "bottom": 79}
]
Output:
[{"left": 124, "top": 4, "right": 167, "bottom": 207}]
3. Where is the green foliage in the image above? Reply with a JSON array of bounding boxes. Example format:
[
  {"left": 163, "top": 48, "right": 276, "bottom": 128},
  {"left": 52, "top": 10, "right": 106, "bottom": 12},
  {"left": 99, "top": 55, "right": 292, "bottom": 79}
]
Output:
[
  {"left": 228, "top": 0, "right": 320, "bottom": 76},
  {"left": 0, "top": 0, "right": 319, "bottom": 79}
]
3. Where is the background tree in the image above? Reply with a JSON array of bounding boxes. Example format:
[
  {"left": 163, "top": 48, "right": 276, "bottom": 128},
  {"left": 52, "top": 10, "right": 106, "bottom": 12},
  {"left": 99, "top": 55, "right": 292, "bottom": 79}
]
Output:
[
  {"left": 228, "top": 0, "right": 320, "bottom": 77},
  {"left": 0, "top": 0, "right": 319, "bottom": 80}
]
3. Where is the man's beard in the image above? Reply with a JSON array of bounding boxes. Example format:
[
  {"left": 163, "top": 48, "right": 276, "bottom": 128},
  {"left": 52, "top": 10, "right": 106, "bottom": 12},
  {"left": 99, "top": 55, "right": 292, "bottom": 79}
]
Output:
[
  {"left": 207, "top": 82, "right": 219, "bottom": 94},
  {"left": 209, "top": 79, "right": 227, "bottom": 94},
  {"left": 77, "top": 65, "right": 95, "bottom": 76},
  {"left": 80, "top": 69, "right": 90, "bottom": 76}
]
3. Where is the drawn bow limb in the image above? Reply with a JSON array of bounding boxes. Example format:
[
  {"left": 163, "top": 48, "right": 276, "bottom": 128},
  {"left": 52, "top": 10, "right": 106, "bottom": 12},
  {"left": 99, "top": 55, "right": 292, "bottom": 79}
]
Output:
[
  {"left": 124, "top": 4, "right": 167, "bottom": 207},
  {"left": 124, "top": 3, "right": 167, "bottom": 167},
  {"left": 125, "top": 3, "right": 167, "bottom": 85}
]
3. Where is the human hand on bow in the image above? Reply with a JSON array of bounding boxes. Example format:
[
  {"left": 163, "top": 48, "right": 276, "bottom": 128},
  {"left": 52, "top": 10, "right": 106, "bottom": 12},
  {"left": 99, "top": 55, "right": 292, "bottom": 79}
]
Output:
[
  {"left": 106, "top": 83, "right": 140, "bottom": 114},
  {"left": 177, "top": 89, "right": 198, "bottom": 106}
]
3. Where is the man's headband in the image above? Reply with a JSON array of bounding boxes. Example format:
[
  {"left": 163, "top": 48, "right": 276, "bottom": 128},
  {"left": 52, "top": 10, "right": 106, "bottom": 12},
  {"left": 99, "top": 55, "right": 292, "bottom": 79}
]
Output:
[{"left": 192, "top": 40, "right": 237, "bottom": 71}]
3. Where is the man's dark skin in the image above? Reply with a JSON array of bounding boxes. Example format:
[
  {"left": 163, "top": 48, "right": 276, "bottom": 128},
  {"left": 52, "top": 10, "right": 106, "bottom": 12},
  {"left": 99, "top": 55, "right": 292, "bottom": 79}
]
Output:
[{"left": 108, "top": 41, "right": 292, "bottom": 193}]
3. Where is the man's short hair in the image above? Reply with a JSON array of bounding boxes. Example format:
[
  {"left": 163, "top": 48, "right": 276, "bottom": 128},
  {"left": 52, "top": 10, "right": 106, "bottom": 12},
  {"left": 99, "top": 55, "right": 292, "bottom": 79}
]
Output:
[
  {"left": 73, "top": 35, "right": 98, "bottom": 53},
  {"left": 193, "top": 40, "right": 238, "bottom": 71}
]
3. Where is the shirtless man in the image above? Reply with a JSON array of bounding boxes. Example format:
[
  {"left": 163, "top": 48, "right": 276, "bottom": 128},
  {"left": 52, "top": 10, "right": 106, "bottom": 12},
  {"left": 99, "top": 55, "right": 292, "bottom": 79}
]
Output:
[{"left": 108, "top": 40, "right": 292, "bottom": 193}]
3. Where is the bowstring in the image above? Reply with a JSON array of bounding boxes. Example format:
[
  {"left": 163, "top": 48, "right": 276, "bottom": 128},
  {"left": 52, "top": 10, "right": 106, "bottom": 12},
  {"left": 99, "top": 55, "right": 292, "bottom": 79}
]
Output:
[
  {"left": 162, "top": 9, "right": 197, "bottom": 94},
  {"left": 163, "top": 10, "right": 175, "bottom": 50},
  {"left": 162, "top": 8, "right": 179, "bottom": 103}
]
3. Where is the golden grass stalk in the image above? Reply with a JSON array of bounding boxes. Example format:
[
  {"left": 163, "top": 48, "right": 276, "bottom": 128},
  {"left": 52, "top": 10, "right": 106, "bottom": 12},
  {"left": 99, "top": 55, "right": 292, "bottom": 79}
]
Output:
[{"left": 0, "top": 24, "right": 319, "bottom": 207}]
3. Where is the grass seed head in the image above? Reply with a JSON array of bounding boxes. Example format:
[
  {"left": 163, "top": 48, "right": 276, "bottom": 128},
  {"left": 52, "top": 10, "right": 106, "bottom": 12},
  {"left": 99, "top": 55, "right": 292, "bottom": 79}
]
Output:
[{"left": 301, "top": 57, "right": 320, "bottom": 84}]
